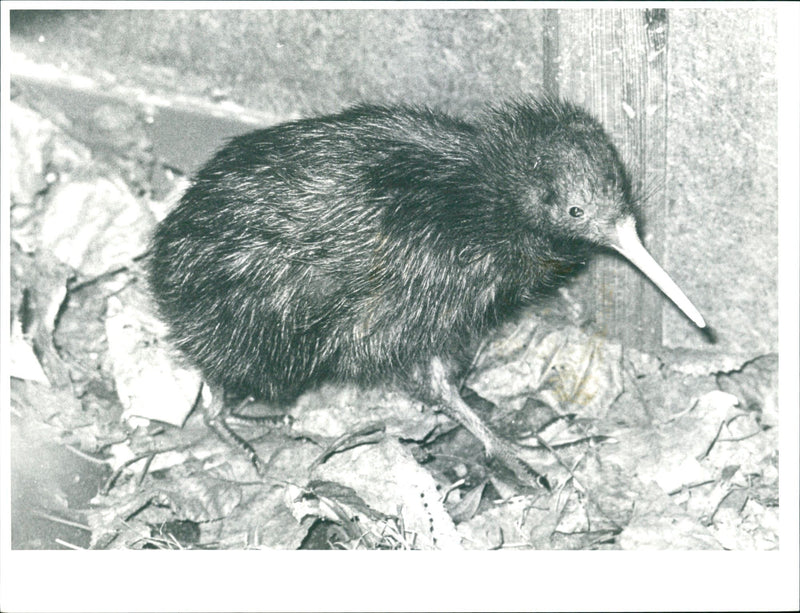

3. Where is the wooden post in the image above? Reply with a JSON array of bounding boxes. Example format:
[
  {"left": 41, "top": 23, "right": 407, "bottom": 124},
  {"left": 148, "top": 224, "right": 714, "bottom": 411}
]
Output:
[{"left": 543, "top": 9, "right": 669, "bottom": 349}]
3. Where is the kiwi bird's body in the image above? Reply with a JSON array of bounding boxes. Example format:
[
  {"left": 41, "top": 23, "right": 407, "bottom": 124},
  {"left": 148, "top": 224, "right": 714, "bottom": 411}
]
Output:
[{"left": 149, "top": 99, "right": 706, "bottom": 486}]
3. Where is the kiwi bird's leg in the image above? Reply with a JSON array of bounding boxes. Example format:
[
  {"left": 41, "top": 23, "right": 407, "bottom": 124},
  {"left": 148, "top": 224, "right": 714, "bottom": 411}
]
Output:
[
  {"left": 202, "top": 385, "right": 268, "bottom": 475},
  {"left": 427, "top": 357, "right": 551, "bottom": 491}
]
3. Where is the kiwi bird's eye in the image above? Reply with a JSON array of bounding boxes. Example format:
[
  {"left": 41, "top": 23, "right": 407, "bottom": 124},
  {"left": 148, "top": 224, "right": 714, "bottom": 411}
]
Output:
[{"left": 569, "top": 206, "right": 584, "bottom": 218}]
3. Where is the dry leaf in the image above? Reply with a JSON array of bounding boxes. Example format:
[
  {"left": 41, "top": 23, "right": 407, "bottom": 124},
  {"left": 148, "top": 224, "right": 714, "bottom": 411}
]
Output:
[
  {"left": 313, "top": 439, "right": 462, "bottom": 549},
  {"left": 9, "top": 320, "right": 50, "bottom": 385},
  {"left": 619, "top": 481, "right": 722, "bottom": 550},
  {"left": 39, "top": 175, "right": 154, "bottom": 276},
  {"left": 468, "top": 313, "right": 624, "bottom": 420},
  {"left": 105, "top": 291, "right": 202, "bottom": 427}
]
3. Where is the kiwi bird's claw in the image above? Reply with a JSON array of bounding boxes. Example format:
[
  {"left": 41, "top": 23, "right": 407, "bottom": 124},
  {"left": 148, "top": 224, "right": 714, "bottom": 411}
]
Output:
[
  {"left": 537, "top": 474, "right": 552, "bottom": 492},
  {"left": 487, "top": 455, "right": 551, "bottom": 492}
]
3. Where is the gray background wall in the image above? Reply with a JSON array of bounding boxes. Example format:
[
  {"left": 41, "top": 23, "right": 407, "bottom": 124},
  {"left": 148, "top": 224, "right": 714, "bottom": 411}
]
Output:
[{"left": 10, "top": 8, "right": 779, "bottom": 360}]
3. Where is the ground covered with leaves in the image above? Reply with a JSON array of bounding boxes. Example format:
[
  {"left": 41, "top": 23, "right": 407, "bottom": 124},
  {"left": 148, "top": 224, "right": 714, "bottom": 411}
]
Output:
[{"left": 8, "top": 76, "right": 779, "bottom": 551}]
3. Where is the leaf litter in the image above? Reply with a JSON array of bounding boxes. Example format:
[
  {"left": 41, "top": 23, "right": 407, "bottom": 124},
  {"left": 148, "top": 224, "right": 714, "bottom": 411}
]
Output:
[{"left": 8, "top": 80, "right": 779, "bottom": 550}]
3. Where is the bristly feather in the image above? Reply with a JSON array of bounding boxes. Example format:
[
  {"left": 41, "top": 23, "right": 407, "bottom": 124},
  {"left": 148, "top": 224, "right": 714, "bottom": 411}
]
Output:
[{"left": 147, "top": 98, "right": 635, "bottom": 402}]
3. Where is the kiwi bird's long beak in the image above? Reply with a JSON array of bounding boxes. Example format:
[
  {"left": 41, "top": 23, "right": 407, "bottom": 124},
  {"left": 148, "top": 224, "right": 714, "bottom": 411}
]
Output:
[{"left": 611, "top": 216, "right": 707, "bottom": 329}]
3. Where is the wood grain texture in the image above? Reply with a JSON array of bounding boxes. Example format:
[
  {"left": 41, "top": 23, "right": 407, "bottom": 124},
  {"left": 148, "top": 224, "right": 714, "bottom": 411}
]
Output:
[{"left": 545, "top": 8, "right": 669, "bottom": 349}]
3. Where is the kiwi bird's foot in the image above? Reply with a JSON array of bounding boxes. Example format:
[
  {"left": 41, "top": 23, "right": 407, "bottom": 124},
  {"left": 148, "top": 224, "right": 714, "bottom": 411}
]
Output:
[
  {"left": 485, "top": 443, "right": 551, "bottom": 491},
  {"left": 427, "top": 357, "right": 551, "bottom": 492},
  {"left": 204, "top": 411, "right": 269, "bottom": 476},
  {"left": 203, "top": 388, "right": 286, "bottom": 476}
]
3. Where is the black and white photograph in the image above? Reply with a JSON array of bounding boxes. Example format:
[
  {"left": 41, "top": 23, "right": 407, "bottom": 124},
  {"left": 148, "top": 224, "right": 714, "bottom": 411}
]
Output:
[{"left": 1, "top": 2, "right": 798, "bottom": 611}]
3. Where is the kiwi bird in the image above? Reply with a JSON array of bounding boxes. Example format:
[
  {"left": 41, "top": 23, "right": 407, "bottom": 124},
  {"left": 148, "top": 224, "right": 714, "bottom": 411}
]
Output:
[{"left": 148, "top": 98, "right": 707, "bottom": 488}]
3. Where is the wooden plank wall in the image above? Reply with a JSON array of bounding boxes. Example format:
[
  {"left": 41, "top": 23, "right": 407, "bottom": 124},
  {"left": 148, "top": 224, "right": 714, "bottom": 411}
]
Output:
[{"left": 543, "top": 9, "right": 670, "bottom": 350}]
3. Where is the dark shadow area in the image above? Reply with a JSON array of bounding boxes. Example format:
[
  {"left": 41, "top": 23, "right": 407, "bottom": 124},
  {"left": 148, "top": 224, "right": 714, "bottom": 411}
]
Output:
[{"left": 10, "top": 9, "right": 85, "bottom": 35}]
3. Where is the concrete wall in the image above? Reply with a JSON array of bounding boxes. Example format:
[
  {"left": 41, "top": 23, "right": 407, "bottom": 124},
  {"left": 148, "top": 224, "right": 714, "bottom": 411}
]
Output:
[
  {"left": 10, "top": 9, "right": 547, "bottom": 116},
  {"left": 665, "top": 9, "right": 777, "bottom": 354}
]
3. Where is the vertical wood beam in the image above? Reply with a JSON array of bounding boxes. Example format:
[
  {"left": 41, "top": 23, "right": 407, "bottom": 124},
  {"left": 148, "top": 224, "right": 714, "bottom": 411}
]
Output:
[{"left": 543, "top": 8, "right": 669, "bottom": 349}]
